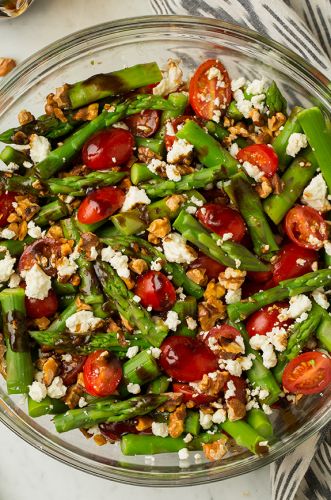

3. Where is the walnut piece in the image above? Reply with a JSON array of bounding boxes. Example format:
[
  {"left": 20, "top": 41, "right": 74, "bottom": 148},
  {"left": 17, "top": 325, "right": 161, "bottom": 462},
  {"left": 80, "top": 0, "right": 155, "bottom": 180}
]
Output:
[
  {"left": 268, "top": 112, "right": 286, "bottom": 133},
  {"left": 129, "top": 258, "right": 148, "bottom": 275},
  {"left": 147, "top": 217, "right": 171, "bottom": 238},
  {"left": 168, "top": 403, "right": 186, "bottom": 438},
  {"left": 135, "top": 416, "right": 153, "bottom": 431},
  {"left": 73, "top": 103, "right": 99, "bottom": 121},
  {"left": 42, "top": 357, "right": 60, "bottom": 386},
  {"left": 198, "top": 298, "right": 227, "bottom": 330},
  {"left": 198, "top": 371, "right": 229, "bottom": 397},
  {"left": 202, "top": 436, "right": 228, "bottom": 461},
  {"left": 138, "top": 146, "right": 162, "bottom": 163},
  {"left": 218, "top": 267, "right": 246, "bottom": 291},
  {"left": 0, "top": 58, "right": 16, "bottom": 77},
  {"left": 64, "top": 376, "right": 85, "bottom": 409},
  {"left": 0, "top": 334, "right": 7, "bottom": 378},
  {"left": 165, "top": 194, "right": 185, "bottom": 213},
  {"left": 18, "top": 109, "right": 35, "bottom": 126},
  {"left": 204, "top": 281, "right": 225, "bottom": 301},
  {"left": 186, "top": 268, "right": 208, "bottom": 286},
  {"left": 34, "top": 317, "right": 51, "bottom": 330},
  {"left": 255, "top": 178, "right": 273, "bottom": 198},
  {"left": 226, "top": 398, "right": 247, "bottom": 421}
]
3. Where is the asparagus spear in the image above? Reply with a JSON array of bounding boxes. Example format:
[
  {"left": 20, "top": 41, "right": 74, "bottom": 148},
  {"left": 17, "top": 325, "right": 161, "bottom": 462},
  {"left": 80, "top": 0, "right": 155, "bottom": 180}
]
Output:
[
  {"left": 204, "top": 120, "right": 229, "bottom": 141},
  {"left": 227, "top": 269, "right": 331, "bottom": 322},
  {"left": 155, "top": 92, "right": 188, "bottom": 140},
  {"left": 0, "top": 145, "right": 27, "bottom": 166},
  {"left": 67, "top": 62, "right": 162, "bottom": 109},
  {"left": 28, "top": 395, "right": 67, "bottom": 418},
  {"left": 0, "top": 288, "right": 33, "bottom": 394},
  {"left": 172, "top": 297, "right": 197, "bottom": 337},
  {"left": 34, "top": 199, "right": 69, "bottom": 226},
  {"left": 47, "top": 300, "right": 78, "bottom": 333},
  {"left": 297, "top": 107, "right": 331, "bottom": 192},
  {"left": 231, "top": 172, "right": 279, "bottom": 257},
  {"left": 263, "top": 149, "right": 317, "bottom": 224},
  {"left": 29, "top": 330, "right": 149, "bottom": 355},
  {"left": 0, "top": 237, "right": 33, "bottom": 256},
  {"left": 130, "top": 162, "right": 159, "bottom": 185},
  {"left": 272, "top": 106, "right": 303, "bottom": 171},
  {"left": 34, "top": 95, "right": 176, "bottom": 180},
  {"left": 135, "top": 136, "right": 165, "bottom": 157},
  {"left": 101, "top": 234, "right": 204, "bottom": 298},
  {"left": 184, "top": 410, "right": 200, "bottom": 436},
  {"left": 316, "top": 306, "right": 331, "bottom": 352},
  {"left": 273, "top": 302, "right": 323, "bottom": 382},
  {"left": 265, "top": 81, "right": 287, "bottom": 117},
  {"left": 147, "top": 375, "right": 170, "bottom": 395},
  {"left": 121, "top": 432, "right": 227, "bottom": 456},
  {"left": 0, "top": 114, "right": 76, "bottom": 144},
  {"left": 94, "top": 260, "right": 168, "bottom": 347},
  {"left": 173, "top": 210, "right": 270, "bottom": 272},
  {"left": 53, "top": 394, "right": 167, "bottom": 433},
  {"left": 123, "top": 349, "right": 160, "bottom": 385},
  {"left": 220, "top": 420, "right": 268, "bottom": 454},
  {"left": 246, "top": 409, "right": 273, "bottom": 440},
  {"left": 176, "top": 120, "right": 239, "bottom": 174}
]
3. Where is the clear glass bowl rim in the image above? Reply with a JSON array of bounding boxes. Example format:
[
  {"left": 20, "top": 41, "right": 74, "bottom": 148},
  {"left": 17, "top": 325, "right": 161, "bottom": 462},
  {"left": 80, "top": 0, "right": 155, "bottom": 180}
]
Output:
[{"left": 0, "top": 15, "right": 330, "bottom": 487}]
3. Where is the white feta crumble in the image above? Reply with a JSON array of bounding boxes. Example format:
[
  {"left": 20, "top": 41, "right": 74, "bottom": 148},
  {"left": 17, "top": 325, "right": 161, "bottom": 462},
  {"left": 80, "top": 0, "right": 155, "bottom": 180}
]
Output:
[
  {"left": 287, "top": 294, "right": 312, "bottom": 319},
  {"left": 89, "top": 246, "right": 98, "bottom": 260},
  {"left": 259, "top": 389, "right": 270, "bottom": 400},
  {"left": 249, "top": 335, "right": 277, "bottom": 368},
  {"left": 112, "top": 121, "right": 129, "bottom": 130},
  {"left": 312, "top": 288, "right": 329, "bottom": 309},
  {"left": 212, "top": 408, "right": 227, "bottom": 424},
  {"left": 207, "top": 66, "right": 223, "bottom": 81},
  {"left": 186, "top": 205, "right": 197, "bottom": 215},
  {"left": 186, "top": 317, "right": 197, "bottom": 330},
  {"left": 286, "top": 133, "right": 308, "bottom": 157},
  {"left": 150, "top": 347, "right": 161, "bottom": 359},
  {"left": 164, "top": 310, "right": 181, "bottom": 331},
  {"left": 225, "top": 288, "right": 242, "bottom": 304},
  {"left": 229, "top": 142, "right": 240, "bottom": 158},
  {"left": 233, "top": 89, "right": 253, "bottom": 118},
  {"left": 251, "top": 94, "right": 266, "bottom": 111},
  {"left": 57, "top": 255, "right": 79, "bottom": 279},
  {"left": 24, "top": 264, "right": 51, "bottom": 300},
  {"left": 246, "top": 399, "right": 259, "bottom": 410},
  {"left": 194, "top": 453, "right": 202, "bottom": 463},
  {"left": 133, "top": 295, "right": 141, "bottom": 303},
  {"left": 101, "top": 246, "right": 130, "bottom": 279},
  {"left": 61, "top": 354, "right": 72, "bottom": 362},
  {"left": 150, "top": 258, "right": 162, "bottom": 271},
  {"left": 65, "top": 310, "right": 102, "bottom": 333},
  {"left": 153, "top": 59, "right": 183, "bottom": 96},
  {"left": 0, "top": 228, "right": 16, "bottom": 239},
  {"left": 78, "top": 397, "right": 88, "bottom": 408},
  {"left": 47, "top": 376, "right": 67, "bottom": 399},
  {"left": 167, "top": 138, "right": 193, "bottom": 165},
  {"left": 246, "top": 78, "right": 268, "bottom": 95},
  {"left": 29, "top": 135, "right": 51, "bottom": 163},
  {"left": 178, "top": 448, "right": 189, "bottom": 460},
  {"left": 126, "top": 346, "right": 139, "bottom": 359},
  {"left": 231, "top": 77, "right": 246, "bottom": 92},
  {"left": 26, "top": 220, "right": 44, "bottom": 239},
  {"left": 0, "top": 160, "right": 19, "bottom": 172},
  {"left": 147, "top": 158, "right": 165, "bottom": 175},
  {"left": 127, "top": 383, "right": 141, "bottom": 394},
  {"left": 199, "top": 411, "right": 213, "bottom": 430},
  {"left": 121, "top": 186, "right": 151, "bottom": 212},
  {"left": 165, "top": 162, "right": 181, "bottom": 181},
  {"left": 151, "top": 422, "right": 168, "bottom": 437},
  {"left": 183, "top": 433, "right": 193, "bottom": 443},
  {"left": 324, "top": 241, "right": 331, "bottom": 256},
  {"left": 8, "top": 272, "right": 20, "bottom": 288},
  {"left": 220, "top": 358, "right": 242, "bottom": 377},
  {"left": 162, "top": 232, "right": 196, "bottom": 264},
  {"left": 266, "top": 327, "right": 287, "bottom": 352},
  {"left": 242, "top": 160, "right": 263, "bottom": 182},
  {"left": 222, "top": 232, "right": 233, "bottom": 242},
  {"left": 28, "top": 381, "right": 47, "bottom": 402},
  {"left": 296, "top": 258, "right": 306, "bottom": 266},
  {"left": 302, "top": 174, "right": 330, "bottom": 212},
  {"left": 262, "top": 404, "right": 273, "bottom": 415},
  {"left": 224, "top": 380, "right": 236, "bottom": 399}
]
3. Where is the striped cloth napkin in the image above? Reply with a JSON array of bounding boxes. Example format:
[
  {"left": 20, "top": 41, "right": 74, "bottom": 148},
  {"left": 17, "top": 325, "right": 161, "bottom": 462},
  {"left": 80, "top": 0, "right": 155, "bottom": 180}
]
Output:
[{"left": 149, "top": 1, "right": 331, "bottom": 498}]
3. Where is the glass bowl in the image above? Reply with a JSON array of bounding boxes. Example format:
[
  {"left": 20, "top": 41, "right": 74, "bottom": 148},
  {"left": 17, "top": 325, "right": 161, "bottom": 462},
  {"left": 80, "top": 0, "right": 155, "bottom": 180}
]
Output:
[{"left": 0, "top": 15, "right": 330, "bottom": 487}]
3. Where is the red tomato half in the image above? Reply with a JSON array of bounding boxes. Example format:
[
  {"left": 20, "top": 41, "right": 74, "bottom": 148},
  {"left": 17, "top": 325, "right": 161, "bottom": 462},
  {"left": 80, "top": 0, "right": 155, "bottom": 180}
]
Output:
[
  {"left": 282, "top": 351, "right": 331, "bottom": 395},
  {"left": 25, "top": 288, "right": 58, "bottom": 319},
  {"left": 189, "top": 252, "right": 226, "bottom": 281},
  {"left": 199, "top": 324, "right": 242, "bottom": 359},
  {"left": 196, "top": 203, "right": 246, "bottom": 242},
  {"left": 82, "top": 128, "right": 134, "bottom": 170},
  {"left": 245, "top": 302, "right": 292, "bottom": 337},
  {"left": 159, "top": 336, "right": 218, "bottom": 382},
  {"left": 0, "top": 192, "right": 16, "bottom": 228},
  {"left": 134, "top": 270, "right": 176, "bottom": 312},
  {"left": 124, "top": 110, "right": 160, "bottom": 138},
  {"left": 284, "top": 206, "right": 328, "bottom": 250},
  {"left": 189, "top": 59, "right": 232, "bottom": 120},
  {"left": 237, "top": 144, "right": 279, "bottom": 178},
  {"left": 172, "top": 383, "right": 216, "bottom": 405},
  {"left": 247, "top": 270, "right": 273, "bottom": 283},
  {"left": 83, "top": 350, "right": 122, "bottom": 397},
  {"left": 18, "top": 238, "right": 61, "bottom": 275},
  {"left": 272, "top": 242, "right": 317, "bottom": 284},
  {"left": 77, "top": 186, "right": 125, "bottom": 224}
]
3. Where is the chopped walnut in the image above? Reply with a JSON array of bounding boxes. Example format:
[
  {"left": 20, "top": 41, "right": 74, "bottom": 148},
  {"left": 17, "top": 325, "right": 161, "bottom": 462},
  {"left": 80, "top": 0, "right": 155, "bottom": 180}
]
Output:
[
  {"left": 271, "top": 173, "right": 284, "bottom": 195},
  {"left": 118, "top": 176, "right": 132, "bottom": 191},
  {"left": 53, "top": 84, "right": 70, "bottom": 109},
  {"left": 268, "top": 112, "right": 286, "bottom": 133},
  {"left": 218, "top": 268, "right": 246, "bottom": 291},
  {"left": 198, "top": 298, "right": 227, "bottom": 330},
  {"left": 147, "top": 232, "right": 160, "bottom": 245},
  {"left": 168, "top": 403, "right": 186, "bottom": 438},
  {"left": 42, "top": 357, "right": 60, "bottom": 386},
  {"left": 53, "top": 107, "right": 67, "bottom": 123},
  {"left": 60, "top": 241, "right": 74, "bottom": 257},
  {"left": 202, "top": 436, "right": 228, "bottom": 461},
  {"left": 17, "top": 220, "right": 28, "bottom": 240},
  {"left": 204, "top": 281, "right": 225, "bottom": 301},
  {"left": 70, "top": 274, "right": 81, "bottom": 286},
  {"left": 255, "top": 178, "right": 273, "bottom": 198},
  {"left": 75, "top": 297, "right": 92, "bottom": 311},
  {"left": 64, "top": 376, "right": 85, "bottom": 409},
  {"left": 73, "top": 103, "right": 99, "bottom": 121},
  {"left": 135, "top": 416, "right": 153, "bottom": 431},
  {"left": 226, "top": 398, "right": 246, "bottom": 421},
  {"left": 80, "top": 428, "right": 93, "bottom": 440},
  {"left": 186, "top": 268, "right": 208, "bottom": 286},
  {"left": 147, "top": 217, "right": 171, "bottom": 238},
  {"left": 14, "top": 196, "right": 40, "bottom": 222},
  {"left": 176, "top": 164, "right": 194, "bottom": 175},
  {"left": 122, "top": 276, "right": 135, "bottom": 290},
  {"left": 77, "top": 232, "right": 100, "bottom": 260},
  {"left": 248, "top": 109, "right": 265, "bottom": 126},
  {"left": 165, "top": 194, "right": 185, "bottom": 213},
  {"left": 129, "top": 258, "right": 148, "bottom": 275},
  {"left": 18, "top": 109, "right": 35, "bottom": 126},
  {"left": 228, "top": 122, "right": 250, "bottom": 138},
  {"left": 251, "top": 128, "right": 273, "bottom": 144},
  {"left": 138, "top": 146, "right": 162, "bottom": 163},
  {"left": 198, "top": 371, "right": 229, "bottom": 397},
  {"left": 120, "top": 315, "right": 134, "bottom": 331},
  {"left": 46, "top": 225, "right": 64, "bottom": 239},
  {"left": 0, "top": 58, "right": 16, "bottom": 77},
  {"left": 105, "top": 318, "right": 121, "bottom": 333},
  {"left": 157, "top": 392, "right": 183, "bottom": 413},
  {"left": 93, "top": 434, "right": 107, "bottom": 446},
  {"left": 209, "top": 335, "right": 244, "bottom": 358},
  {"left": 33, "top": 317, "right": 51, "bottom": 330}
]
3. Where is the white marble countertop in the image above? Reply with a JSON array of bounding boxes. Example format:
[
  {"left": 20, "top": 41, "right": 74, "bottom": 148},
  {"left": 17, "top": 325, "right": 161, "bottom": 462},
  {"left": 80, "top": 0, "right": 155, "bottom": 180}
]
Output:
[{"left": 0, "top": 1, "right": 271, "bottom": 498}]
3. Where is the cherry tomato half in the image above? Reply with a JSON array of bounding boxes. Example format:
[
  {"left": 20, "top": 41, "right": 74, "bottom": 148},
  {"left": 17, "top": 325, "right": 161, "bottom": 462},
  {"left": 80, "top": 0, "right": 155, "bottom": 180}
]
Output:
[
  {"left": 159, "top": 336, "right": 218, "bottom": 382},
  {"left": 77, "top": 186, "right": 125, "bottom": 224},
  {"left": 284, "top": 205, "right": 328, "bottom": 250},
  {"left": 82, "top": 128, "right": 134, "bottom": 170},
  {"left": 247, "top": 269, "right": 273, "bottom": 283},
  {"left": 245, "top": 302, "right": 292, "bottom": 337},
  {"left": 125, "top": 110, "right": 160, "bottom": 138},
  {"left": 237, "top": 144, "right": 279, "bottom": 178},
  {"left": 189, "top": 252, "right": 226, "bottom": 281},
  {"left": 25, "top": 288, "right": 58, "bottom": 319},
  {"left": 282, "top": 351, "right": 331, "bottom": 395},
  {"left": 60, "top": 355, "right": 86, "bottom": 386},
  {"left": 83, "top": 350, "right": 122, "bottom": 397},
  {"left": 134, "top": 270, "right": 176, "bottom": 312},
  {"left": 196, "top": 203, "right": 246, "bottom": 242},
  {"left": 18, "top": 238, "right": 61, "bottom": 275},
  {"left": 199, "top": 324, "right": 242, "bottom": 359},
  {"left": 189, "top": 59, "right": 232, "bottom": 120},
  {"left": 272, "top": 242, "right": 317, "bottom": 284},
  {"left": 172, "top": 382, "right": 216, "bottom": 405},
  {"left": 0, "top": 192, "right": 16, "bottom": 228}
]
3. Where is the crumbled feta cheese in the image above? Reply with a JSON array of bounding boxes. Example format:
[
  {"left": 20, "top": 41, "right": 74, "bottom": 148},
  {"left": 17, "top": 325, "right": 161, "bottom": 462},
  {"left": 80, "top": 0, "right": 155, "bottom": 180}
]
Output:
[
  {"left": 89, "top": 246, "right": 98, "bottom": 260},
  {"left": 178, "top": 448, "right": 189, "bottom": 460},
  {"left": 183, "top": 433, "right": 193, "bottom": 443},
  {"left": 312, "top": 288, "right": 329, "bottom": 309},
  {"left": 302, "top": 174, "right": 330, "bottom": 212},
  {"left": 121, "top": 186, "right": 151, "bottom": 212},
  {"left": 324, "top": 241, "right": 331, "bottom": 256},
  {"left": 212, "top": 408, "right": 227, "bottom": 424},
  {"left": 8, "top": 272, "right": 20, "bottom": 288},
  {"left": 151, "top": 422, "right": 168, "bottom": 437},
  {"left": 147, "top": 158, "right": 165, "bottom": 175},
  {"left": 127, "top": 382, "right": 141, "bottom": 394},
  {"left": 233, "top": 89, "right": 253, "bottom": 118},
  {"left": 164, "top": 310, "right": 181, "bottom": 331},
  {"left": 0, "top": 160, "right": 19, "bottom": 172},
  {"left": 162, "top": 232, "right": 196, "bottom": 264},
  {"left": 261, "top": 343, "right": 277, "bottom": 369},
  {"left": 112, "top": 121, "right": 129, "bottom": 130},
  {"left": 194, "top": 453, "right": 202, "bottom": 463},
  {"left": 220, "top": 358, "right": 242, "bottom": 377},
  {"left": 186, "top": 205, "right": 197, "bottom": 215},
  {"left": 150, "top": 347, "right": 161, "bottom": 359},
  {"left": 47, "top": 376, "right": 67, "bottom": 399},
  {"left": 26, "top": 220, "right": 44, "bottom": 239},
  {"left": 24, "top": 264, "right": 51, "bottom": 300},
  {"left": 153, "top": 59, "right": 183, "bottom": 96},
  {"left": 167, "top": 138, "right": 193, "bottom": 165},
  {"left": 0, "top": 228, "right": 16, "bottom": 239},
  {"left": 150, "top": 258, "right": 162, "bottom": 271},
  {"left": 262, "top": 404, "right": 273, "bottom": 415},
  {"left": 29, "top": 135, "right": 51, "bottom": 163},
  {"left": 266, "top": 327, "right": 288, "bottom": 352},
  {"left": 61, "top": 354, "right": 72, "bottom": 362},
  {"left": 78, "top": 397, "right": 88, "bottom": 408},
  {"left": 242, "top": 160, "right": 263, "bottom": 182},
  {"left": 199, "top": 411, "right": 213, "bottom": 430},
  {"left": 165, "top": 163, "right": 181, "bottom": 181},
  {"left": 231, "top": 77, "right": 246, "bottom": 92},
  {"left": 126, "top": 346, "right": 139, "bottom": 359},
  {"left": 246, "top": 399, "right": 259, "bottom": 410},
  {"left": 207, "top": 66, "right": 223, "bottom": 81},
  {"left": 246, "top": 78, "right": 268, "bottom": 95},
  {"left": 57, "top": 256, "right": 79, "bottom": 279},
  {"left": 225, "top": 380, "right": 236, "bottom": 399},
  {"left": 239, "top": 354, "right": 255, "bottom": 371},
  {"left": 222, "top": 232, "right": 233, "bottom": 242},
  {"left": 29, "top": 381, "right": 47, "bottom": 402},
  {"left": 287, "top": 294, "right": 312, "bottom": 319},
  {"left": 251, "top": 94, "right": 266, "bottom": 111},
  {"left": 186, "top": 317, "right": 197, "bottom": 330},
  {"left": 296, "top": 258, "right": 306, "bottom": 266},
  {"left": 133, "top": 295, "right": 141, "bottom": 303},
  {"left": 65, "top": 310, "right": 102, "bottom": 333},
  {"left": 101, "top": 246, "right": 130, "bottom": 278},
  {"left": 286, "top": 133, "right": 308, "bottom": 157},
  {"left": 225, "top": 288, "right": 242, "bottom": 304},
  {"left": 259, "top": 389, "right": 270, "bottom": 400}
]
